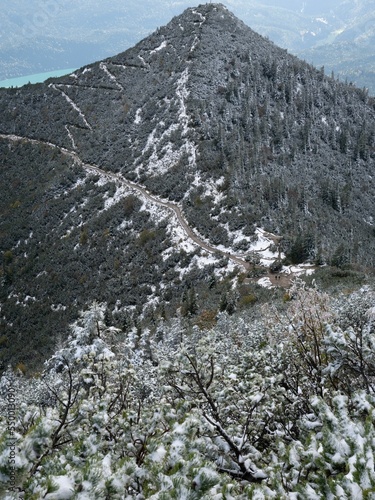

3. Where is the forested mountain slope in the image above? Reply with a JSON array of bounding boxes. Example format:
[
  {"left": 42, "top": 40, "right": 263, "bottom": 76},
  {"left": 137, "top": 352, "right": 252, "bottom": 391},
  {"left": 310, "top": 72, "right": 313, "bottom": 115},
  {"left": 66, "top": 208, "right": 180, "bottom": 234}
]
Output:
[{"left": 0, "top": 3, "right": 375, "bottom": 371}]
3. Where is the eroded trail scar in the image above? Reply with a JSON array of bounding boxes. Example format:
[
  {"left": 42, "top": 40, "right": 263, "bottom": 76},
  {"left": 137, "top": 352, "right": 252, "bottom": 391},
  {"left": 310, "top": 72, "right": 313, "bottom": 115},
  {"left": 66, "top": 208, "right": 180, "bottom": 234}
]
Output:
[{"left": 0, "top": 133, "right": 248, "bottom": 270}]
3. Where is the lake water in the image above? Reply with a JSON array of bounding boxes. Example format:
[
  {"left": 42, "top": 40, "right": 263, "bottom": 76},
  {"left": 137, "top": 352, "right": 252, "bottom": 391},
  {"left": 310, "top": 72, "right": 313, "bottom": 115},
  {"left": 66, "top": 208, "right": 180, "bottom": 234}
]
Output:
[{"left": 0, "top": 68, "right": 77, "bottom": 88}]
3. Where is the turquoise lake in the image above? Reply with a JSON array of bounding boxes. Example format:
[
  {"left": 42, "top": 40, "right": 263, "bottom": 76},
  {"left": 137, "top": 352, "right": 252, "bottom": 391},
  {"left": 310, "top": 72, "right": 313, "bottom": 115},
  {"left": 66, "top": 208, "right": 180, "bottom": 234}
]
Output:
[{"left": 0, "top": 68, "right": 77, "bottom": 88}]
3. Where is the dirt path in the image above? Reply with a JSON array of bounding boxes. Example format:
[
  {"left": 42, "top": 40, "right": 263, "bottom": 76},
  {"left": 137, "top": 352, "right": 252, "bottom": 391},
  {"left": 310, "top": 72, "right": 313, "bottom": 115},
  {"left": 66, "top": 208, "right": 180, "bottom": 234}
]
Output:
[
  {"left": 0, "top": 133, "right": 249, "bottom": 271},
  {"left": 83, "top": 163, "right": 249, "bottom": 269}
]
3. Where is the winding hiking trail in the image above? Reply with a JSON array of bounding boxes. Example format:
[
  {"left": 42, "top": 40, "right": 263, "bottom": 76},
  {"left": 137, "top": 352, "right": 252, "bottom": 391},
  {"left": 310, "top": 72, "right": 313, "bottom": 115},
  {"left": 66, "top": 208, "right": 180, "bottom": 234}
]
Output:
[{"left": 0, "top": 133, "right": 249, "bottom": 271}]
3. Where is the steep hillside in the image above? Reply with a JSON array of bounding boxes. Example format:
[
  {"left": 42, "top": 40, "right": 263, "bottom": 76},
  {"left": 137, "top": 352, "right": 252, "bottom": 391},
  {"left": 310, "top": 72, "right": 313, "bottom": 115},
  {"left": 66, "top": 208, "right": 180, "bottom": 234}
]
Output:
[{"left": 1, "top": 3, "right": 375, "bottom": 371}]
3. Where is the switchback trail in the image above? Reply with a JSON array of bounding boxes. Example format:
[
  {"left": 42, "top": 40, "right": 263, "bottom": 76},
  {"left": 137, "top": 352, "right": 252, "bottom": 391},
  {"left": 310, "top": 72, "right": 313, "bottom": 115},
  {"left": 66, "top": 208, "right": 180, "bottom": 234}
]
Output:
[{"left": 0, "top": 133, "right": 249, "bottom": 271}]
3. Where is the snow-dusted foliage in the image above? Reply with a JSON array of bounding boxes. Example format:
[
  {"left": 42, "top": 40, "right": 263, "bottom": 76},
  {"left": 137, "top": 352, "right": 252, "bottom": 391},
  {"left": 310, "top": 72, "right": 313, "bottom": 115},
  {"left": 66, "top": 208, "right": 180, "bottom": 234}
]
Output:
[{"left": 1, "top": 285, "right": 375, "bottom": 498}]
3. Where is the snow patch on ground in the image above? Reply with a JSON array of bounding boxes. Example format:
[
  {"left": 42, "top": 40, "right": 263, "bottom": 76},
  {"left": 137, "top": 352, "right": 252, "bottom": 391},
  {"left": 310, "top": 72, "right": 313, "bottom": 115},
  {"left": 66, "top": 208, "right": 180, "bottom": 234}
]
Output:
[
  {"left": 143, "top": 137, "right": 182, "bottom": 176},
  {"left": 212, "top": 227, "right": 283, "bottom": 266},
  {"left": 150, "top": 40, "right": 167, "bottom": 54},
  {"left": 134, "top": 108, "right": 142, "bottom": 124},
  {"left": 138, "top": 55, "right": 148, "bottom": 67},
  {"left": 162, "top": 218, "right": 236, "bottom": 280},
  {"left": 282, "top": 264, "right": 315, "bottom": 276},
  {"left": 190, "top": 35, "right": 200, "bottom": 52},
  {"left": 257, "top": 277, "right": 274, "bottom": 289},
  {"left": 142, "top": 128, "right": 157, "bottom": 155},
  {"left": 175, "top": 68, "right": 197, "bottom": 167},
  {"left": 138, "top": 118, "right": 183, "bottom": 176},
  {"left": 173, "top": 250, "right": 235, "bottom": 281},
  {"left": 176, "top": 69, "right": 189, "bottom": 122},
  {"left": 102, "top": 183, "right": 131, "bottom": 210},
  {"left": 252, "top": 228, "right": 277, "bottom": 252},
  {"left": 60, "top": 174, "right": 87, "bottom": 196},
  {"left": 117, "top": 219, "right": 133, "bottom": 231},
  {"left": 51, "top": 304, "right": 67, "bottom": 312},
  {"left": 164, "top": 220, "right": 198, "bottom": 257},
  {"left": 256, "top": 264, "right": 316, "bottom": 289},
  {"left": 65, "top": 124, "right": 76, "bottom": 149},
  {"left": 139, "top": 195, "right": 170, "bottom": 225},
  {"left": 8, "top": 292, "right": 38, "bottom": 307},
  {"left": 50, "top": 84, "right": 92, "bottom": 130},
  {"left": 202, "top": 176, "right": 226, "bottom": 205},
  {"left": 100, "top": 62, "right": 124, "bottom": 91},
  {"left": 364, "top": 216, "right": 373, "bottom": 226},
  {"left": 191, "top": 9, "right": 206, "bottom": 26},
  {"left": 135, "top": 68, "right": 197, "bottom": 177}
]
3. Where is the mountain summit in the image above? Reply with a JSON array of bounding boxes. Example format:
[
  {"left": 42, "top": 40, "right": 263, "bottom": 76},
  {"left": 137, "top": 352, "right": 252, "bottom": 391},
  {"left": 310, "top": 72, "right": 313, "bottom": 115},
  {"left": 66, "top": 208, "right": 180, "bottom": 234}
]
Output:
[{"left": 1, "top": 3, "right": 375, "bottom": 370}]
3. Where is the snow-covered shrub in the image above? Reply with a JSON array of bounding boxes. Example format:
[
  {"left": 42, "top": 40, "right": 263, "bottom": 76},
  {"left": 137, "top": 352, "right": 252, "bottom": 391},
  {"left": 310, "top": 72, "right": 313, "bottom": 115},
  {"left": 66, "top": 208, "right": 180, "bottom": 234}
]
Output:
[{"left": 1, "top": 284, "right": 375, "bottom": 498}]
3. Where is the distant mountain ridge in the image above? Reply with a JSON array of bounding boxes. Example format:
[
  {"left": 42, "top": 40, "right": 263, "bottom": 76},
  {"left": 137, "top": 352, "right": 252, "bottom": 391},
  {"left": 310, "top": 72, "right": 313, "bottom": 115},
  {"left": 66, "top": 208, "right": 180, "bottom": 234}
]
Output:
[{"left": 1, "top": 3, "right": 375, "bottom": 371}]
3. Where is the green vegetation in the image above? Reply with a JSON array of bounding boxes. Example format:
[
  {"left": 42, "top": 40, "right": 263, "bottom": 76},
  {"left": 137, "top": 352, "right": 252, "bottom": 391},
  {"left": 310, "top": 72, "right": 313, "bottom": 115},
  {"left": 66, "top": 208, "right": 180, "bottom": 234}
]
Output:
[{"left": 2, "top": 282, "right": 375, "bottom": 497}]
